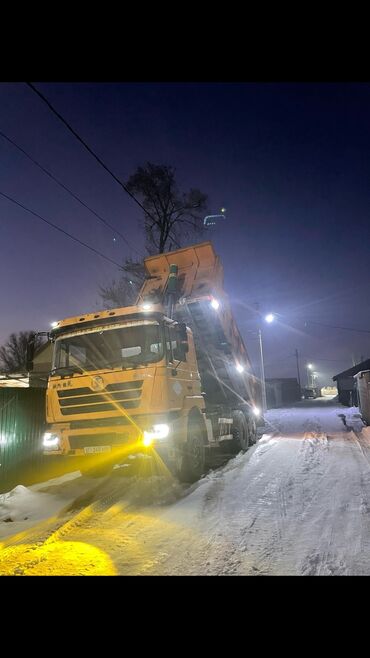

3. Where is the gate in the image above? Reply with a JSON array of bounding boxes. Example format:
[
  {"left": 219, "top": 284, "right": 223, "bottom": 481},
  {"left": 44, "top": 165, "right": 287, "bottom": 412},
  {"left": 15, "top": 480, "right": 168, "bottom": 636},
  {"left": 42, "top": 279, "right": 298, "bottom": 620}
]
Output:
[{"left": 0, "top": 388, "right": 46, "bottom": 493}]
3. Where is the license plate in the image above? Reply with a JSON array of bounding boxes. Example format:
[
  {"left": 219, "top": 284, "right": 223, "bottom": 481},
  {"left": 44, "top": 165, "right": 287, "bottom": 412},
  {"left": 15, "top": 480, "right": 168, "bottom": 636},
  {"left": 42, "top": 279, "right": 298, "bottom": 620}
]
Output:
[{"left": 84, "top": 446, "right": 111, "bottom": 454}]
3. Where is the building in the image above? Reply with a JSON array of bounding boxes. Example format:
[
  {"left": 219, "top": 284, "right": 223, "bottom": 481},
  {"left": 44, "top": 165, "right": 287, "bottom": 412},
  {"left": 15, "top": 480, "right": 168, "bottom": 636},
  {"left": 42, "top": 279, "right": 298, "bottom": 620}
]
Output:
[
  {"left": 0, "top": 343, "right": 53, "bottom": 389},
  {"left": 321, "top": 386, "right": 337, "bottom": 397},
  {"left": 0, "top": 373, "right": 29, "bottom": 387},
  {"left": 266, "top": 378, "right": 301, "bottom": 408},
  {"left": 29, "top": 342, "right": 53, "bottom": 388},
  {"left": 333, "top": 359, "right": 370, "bottom": 406}
]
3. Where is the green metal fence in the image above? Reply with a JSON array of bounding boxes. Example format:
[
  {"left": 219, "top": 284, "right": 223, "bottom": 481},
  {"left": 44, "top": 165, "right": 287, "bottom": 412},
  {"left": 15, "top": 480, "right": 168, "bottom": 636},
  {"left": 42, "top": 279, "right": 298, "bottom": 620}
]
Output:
[{"left": 0, "top": 388, "right": 46, "bottom": 493}]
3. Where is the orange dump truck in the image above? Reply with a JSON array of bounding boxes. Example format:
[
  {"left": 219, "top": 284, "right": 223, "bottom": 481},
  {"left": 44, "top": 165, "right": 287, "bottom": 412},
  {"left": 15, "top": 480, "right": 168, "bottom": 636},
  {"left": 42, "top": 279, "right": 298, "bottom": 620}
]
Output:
[{"left": 37, "top": 242, "right": 261, "bottom": 481}]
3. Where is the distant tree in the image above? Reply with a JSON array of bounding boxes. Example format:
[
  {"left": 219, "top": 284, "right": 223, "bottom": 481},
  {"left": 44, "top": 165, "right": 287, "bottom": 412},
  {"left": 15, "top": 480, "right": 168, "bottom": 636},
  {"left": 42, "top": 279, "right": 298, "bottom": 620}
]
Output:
[
  {"left": 126, "top": 162, "right": 208, "bottom": 254},
  {"left": 0, "top": 331, "right": 44, "bottom": 373},
  {"left": 99, "top": 259, "right": 146, "bottom": 309},
  {"left": 99, "top": 162, "right": 208, "bottom": 309}
]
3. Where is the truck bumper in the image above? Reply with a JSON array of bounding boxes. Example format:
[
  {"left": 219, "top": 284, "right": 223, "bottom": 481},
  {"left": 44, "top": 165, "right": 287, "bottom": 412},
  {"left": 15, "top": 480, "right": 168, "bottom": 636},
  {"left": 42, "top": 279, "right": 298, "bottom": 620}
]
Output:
[{"left": 42, "top": 414, "right": 181, "bottom": 461}]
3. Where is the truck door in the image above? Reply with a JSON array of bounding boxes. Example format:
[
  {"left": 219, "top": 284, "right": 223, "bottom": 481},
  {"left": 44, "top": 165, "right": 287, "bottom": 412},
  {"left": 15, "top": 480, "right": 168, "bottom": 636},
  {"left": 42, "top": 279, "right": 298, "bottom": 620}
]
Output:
[{"left": 165, "top": 324, "right": 193, "bottom": 408}]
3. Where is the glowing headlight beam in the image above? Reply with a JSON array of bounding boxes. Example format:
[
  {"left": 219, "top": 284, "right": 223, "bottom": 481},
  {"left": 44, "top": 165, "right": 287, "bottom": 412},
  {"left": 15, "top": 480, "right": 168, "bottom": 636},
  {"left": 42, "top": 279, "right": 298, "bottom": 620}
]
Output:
[
  {"left": 143, "top": 424, "right": 170, "bottom": 445},
  {"left": 43, "top": 432, "right": 59, "bottom": 447}
]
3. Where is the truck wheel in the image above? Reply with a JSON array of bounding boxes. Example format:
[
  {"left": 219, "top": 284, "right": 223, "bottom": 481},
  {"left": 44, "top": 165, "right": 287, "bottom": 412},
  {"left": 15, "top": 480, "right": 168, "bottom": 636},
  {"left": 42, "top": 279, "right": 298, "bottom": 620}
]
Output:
[
  {"left": 247, "top": 416, "right": 257, "bottom": 445},
  {"left": 232, "top": 410, "right": 249, "bottom": 451},
  {"left": 177, "top": 419, "right": 206, "bottom": 483}
]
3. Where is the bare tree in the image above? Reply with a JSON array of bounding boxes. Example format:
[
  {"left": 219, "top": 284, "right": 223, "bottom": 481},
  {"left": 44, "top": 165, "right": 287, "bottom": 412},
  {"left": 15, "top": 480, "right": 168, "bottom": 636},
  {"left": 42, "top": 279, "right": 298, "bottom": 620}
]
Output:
[
  {"left": 0, "top": 331, "right": 44, "bottom": 373},
  {"left": 99, "top": 162, "right": 208, "bottom": 309},
  {"left": 126, "top": 162, "right": 208, "bottom": 253},
  {"left": 99, "top": 259, "right": 146, "bottom": 309}
]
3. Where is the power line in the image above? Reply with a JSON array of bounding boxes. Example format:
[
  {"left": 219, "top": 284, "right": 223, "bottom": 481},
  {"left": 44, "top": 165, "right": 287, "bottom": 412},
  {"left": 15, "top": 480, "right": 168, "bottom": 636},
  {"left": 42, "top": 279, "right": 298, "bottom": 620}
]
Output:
[
  {"left": 0, "top": 128, "right": 142, "bottom": 257},
  {"left": 304, "top": 319, "right": 370, "bottom": 335},
  {"left": 300, "top": 355, "right": 353, "bottom": 363},
  {"left": 0, "top": 190, "right": 123, "bottom": 269},
  {"left": 26, "top": 82, "right": 159, "bottom": 236}
]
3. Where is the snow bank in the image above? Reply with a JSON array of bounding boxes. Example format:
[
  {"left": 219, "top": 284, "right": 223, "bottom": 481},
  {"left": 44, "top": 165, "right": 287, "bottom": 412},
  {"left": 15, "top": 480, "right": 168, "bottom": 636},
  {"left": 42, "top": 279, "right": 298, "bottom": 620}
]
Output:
[
  {"left": 0, "top": 471, "right": 84, "bottom": 539},
  {"left": 0, "top": 485, "right": 60, "bottom": 523}
]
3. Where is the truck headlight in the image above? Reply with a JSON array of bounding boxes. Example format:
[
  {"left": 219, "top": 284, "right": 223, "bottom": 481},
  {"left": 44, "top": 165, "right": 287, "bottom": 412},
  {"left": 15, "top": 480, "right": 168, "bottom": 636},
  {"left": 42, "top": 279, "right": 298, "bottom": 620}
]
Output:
[
  {"left": 252, "top": 406, "right": 261, "bottom": 417},
  {"left": 43, "top": 432, "right": 60, "bottom": 448},
  {"left": 143, "top": 424, "right": 170, "bottom": 446}
]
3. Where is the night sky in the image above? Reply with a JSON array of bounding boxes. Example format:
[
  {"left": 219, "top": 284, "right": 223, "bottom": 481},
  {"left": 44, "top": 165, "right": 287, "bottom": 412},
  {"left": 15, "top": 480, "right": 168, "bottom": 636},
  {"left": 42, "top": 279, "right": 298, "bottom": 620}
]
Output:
[{"left": 1, "top": 82, "right": 370, "bottom": 386}]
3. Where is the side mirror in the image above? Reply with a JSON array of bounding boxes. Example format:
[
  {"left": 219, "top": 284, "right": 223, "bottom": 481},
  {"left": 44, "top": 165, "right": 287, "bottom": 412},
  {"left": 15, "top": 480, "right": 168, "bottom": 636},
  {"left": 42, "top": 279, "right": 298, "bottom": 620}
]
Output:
[
  {"left": 176, "top": 323, "right": 189, "bottom": 353},
  {"left": 173, "top": 323, "right": 189, "bottom": 362}
]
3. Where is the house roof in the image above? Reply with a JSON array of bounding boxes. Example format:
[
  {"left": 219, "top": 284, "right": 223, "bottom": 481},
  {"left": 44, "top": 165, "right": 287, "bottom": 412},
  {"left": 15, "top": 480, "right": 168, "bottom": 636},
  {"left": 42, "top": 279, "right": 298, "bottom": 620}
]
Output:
[
  {"left": 0, "top": 373, "right": 29, "bottom": 387},
  {"left": 34, "top": 341, "right": 52, "bottom": 359},
  {"left": 333, "top": 359, "right": 370, "bottom": 381}
]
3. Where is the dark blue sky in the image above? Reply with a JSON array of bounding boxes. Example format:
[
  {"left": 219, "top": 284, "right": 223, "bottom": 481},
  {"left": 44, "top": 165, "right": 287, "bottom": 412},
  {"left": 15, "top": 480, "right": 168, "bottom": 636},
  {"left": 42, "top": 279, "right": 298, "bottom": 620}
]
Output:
[{"left": 1, "top": 82, "right": 370, "bottom": 385}]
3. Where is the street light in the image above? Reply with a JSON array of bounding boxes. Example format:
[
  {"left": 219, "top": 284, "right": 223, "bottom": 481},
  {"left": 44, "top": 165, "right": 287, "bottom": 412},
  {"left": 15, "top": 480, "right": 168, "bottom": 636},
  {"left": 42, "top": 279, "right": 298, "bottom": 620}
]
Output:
[
  {"left": 259, "top": 313, "right": 275, "bottom": 413},
  {"left": 306, "top": 363, "right": 314, "bottom": 387},
  {"left": 203, "top": 214, "right": 226, "bottom": 227}
]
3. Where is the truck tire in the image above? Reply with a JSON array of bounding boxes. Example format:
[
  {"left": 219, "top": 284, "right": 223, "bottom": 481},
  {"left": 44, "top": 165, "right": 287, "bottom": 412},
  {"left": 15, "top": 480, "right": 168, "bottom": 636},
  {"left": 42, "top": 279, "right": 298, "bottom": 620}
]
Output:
[
  {"left": 247, "top": 415, "right": 257, "bottom": 445},
  {"left": 232, "top": 410, "right": 249, "bottom": 451},
  {"left": 177, "top": 418, "right": 206, "bottom": 483}
]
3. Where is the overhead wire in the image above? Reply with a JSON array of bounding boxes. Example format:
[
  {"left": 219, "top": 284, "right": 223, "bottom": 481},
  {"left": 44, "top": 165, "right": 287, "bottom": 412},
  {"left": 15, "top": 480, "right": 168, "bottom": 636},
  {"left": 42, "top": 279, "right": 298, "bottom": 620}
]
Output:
[
  {"left": 302, "top": 318, "right": 370, "bottom": 335},
  {"left": 0, "top": 128, "right": 142, "bottom": 257},
  {"left": 26, "top": 82, "right": 159, "bottom": 246},
  {"left": 0, "top": 190, "right": 123, "bottom": 268}
]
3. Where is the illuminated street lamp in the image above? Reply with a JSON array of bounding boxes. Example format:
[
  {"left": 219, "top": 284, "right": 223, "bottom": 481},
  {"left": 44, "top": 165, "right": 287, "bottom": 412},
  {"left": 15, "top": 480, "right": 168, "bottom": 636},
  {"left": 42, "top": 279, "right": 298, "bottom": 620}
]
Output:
[
  {"left": 259, "top": 313, "right": 275, "bottom": 413},
  {"left": 306, "top": 363, "right": 314, "bottom": 387},
  {"left": 204, "top": 207, "right": 227, "bottom": 227}
]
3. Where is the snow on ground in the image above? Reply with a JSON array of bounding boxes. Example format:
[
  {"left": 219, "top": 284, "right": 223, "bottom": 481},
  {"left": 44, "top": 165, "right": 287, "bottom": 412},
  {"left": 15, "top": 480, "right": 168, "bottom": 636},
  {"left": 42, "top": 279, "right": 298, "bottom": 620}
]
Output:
[
  {"left": 0, "top": 472, "right": 92, "bottom": 539},
  {"left": 1, "top": 398, "right": 370, "bottom": 575}
]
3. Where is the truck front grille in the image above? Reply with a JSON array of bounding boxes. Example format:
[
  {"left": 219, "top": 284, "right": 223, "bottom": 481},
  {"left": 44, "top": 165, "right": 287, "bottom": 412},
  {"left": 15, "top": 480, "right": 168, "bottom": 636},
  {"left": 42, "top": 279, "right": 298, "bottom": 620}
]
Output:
[{"left": 58, "top": 380, "right": 143, "bottom": 416}]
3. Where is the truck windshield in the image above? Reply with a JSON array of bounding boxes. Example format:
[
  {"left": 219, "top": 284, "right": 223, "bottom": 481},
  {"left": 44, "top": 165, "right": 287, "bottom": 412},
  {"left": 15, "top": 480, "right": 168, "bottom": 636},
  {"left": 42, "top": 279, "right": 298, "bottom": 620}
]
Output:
[{"left": 52, "top": 322, "right": 163, "bottom": 373}]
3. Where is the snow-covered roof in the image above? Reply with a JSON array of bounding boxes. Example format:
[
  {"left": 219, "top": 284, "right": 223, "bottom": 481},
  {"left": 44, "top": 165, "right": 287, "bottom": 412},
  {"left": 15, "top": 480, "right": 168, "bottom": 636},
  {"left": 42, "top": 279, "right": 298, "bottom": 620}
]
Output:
[
  {"left": 0, "top": 374, "right": 29, "bottom": 387},
  {"left": 354, "top": 370, "right": 370, "bottom": 379},
  {"left": 333, "top": 359, "right": 370, "bottom": 381}
]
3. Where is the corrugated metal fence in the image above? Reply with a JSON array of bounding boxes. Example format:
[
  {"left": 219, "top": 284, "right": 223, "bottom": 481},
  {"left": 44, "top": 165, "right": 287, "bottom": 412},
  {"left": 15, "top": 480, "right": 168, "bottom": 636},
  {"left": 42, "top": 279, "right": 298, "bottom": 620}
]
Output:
[{"left": 0, "top": 388, "right": 46, "bottom": 493}]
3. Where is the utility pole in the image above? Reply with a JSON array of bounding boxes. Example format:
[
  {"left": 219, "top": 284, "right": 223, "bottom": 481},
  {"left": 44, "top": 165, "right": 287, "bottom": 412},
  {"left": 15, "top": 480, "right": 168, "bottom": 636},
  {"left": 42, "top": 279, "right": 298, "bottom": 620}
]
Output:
[
  {"left": 295, "top": 348, "right": 301, "bottom": 391},
  {"left": 258, "top": 329, "right": 267, "bottom": 413}
]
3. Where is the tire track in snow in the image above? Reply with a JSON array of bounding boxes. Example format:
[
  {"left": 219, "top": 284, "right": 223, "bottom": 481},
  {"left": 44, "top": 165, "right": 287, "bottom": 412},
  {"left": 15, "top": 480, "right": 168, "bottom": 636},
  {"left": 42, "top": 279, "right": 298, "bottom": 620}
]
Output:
[{"left": 0, "top": 473, "right": 189, "bottom": 575}]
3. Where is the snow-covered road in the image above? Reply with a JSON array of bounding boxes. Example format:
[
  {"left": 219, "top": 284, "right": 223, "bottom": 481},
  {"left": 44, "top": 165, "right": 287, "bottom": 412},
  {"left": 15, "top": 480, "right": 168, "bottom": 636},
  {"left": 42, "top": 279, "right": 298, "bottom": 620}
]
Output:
[{"left": 1, "top": 398, "right": 370, "bottom": 575}]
